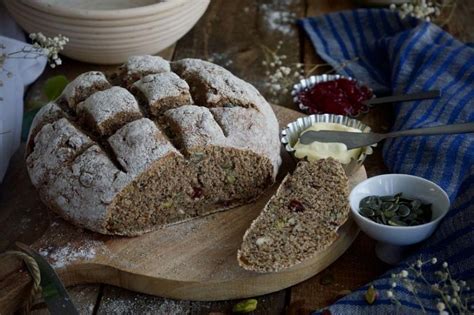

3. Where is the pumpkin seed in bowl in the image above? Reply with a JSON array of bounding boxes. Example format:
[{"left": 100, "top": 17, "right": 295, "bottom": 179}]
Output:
[{"left": 358, "top": 193, "right": 432, "bottom": 226}]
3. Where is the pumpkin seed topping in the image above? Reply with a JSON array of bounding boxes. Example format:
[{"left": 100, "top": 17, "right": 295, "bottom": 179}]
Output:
[{"left": 358, "top": 193, "right": 432, "bottom": 226}]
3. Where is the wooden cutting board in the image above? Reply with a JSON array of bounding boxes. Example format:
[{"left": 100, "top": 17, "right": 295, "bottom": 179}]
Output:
[{"left": 0, "top": 105, "right": 366, "bottom": 312}]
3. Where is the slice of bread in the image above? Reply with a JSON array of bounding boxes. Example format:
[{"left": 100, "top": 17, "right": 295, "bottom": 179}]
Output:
[{"left": 237, "top": 158, "right": 349, "bottom": 273}]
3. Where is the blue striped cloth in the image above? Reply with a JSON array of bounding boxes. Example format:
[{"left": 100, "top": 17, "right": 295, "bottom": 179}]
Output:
[{"left": 299, "top": 9, "right": 474, "bottom": 314}]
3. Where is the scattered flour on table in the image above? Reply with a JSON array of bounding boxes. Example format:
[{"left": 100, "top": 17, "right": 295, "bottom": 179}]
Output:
[
  {"left": 260, "top": 4, "right": 297, "bottom": 35},
  {"left": 39, "top": 240, "right": 105, "bottom": 269},
  {"left": 100, "top": 294, "right": 195, "bottom": 314}
]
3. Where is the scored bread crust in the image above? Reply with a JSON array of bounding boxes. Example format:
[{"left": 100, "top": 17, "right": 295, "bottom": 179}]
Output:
[
  {"left": 237, "top": 158, "right": 349, "bottom": 273},
  {"left": 26, "top": 56, "right": 282, "bottom": 236}
]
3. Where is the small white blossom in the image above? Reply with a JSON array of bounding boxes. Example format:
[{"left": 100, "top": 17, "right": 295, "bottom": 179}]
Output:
[
  {"left": 280, "top": 66, "right": 291, "bottom": 75},
  {"left": 387, "top": 290, "right": 394, "bottom": 298},
  {"left": 392, "top": 282, "right": 397, "bottom": 288},
  {"left": 453, "top": 283, "right": 461, "bottom": 292},
  {"left": 401, "top": 270, "right": 409, "bottom": 278},
  {"left": 432, "top": 257, "right": 438, "bottom": 264},
  {"left": 437, "top": 302, "right": 446, "bottom": 311},
  {"left": 28, "top": 32, "right": 68, "bottom": 68},
  {"left": 443, "top": 262, "right": 448, "bottom": 268},
  {"left": 390, "top": 0, "right": 441, "bottom": 22},
  {"left": 416, "top": 260, "right": 423, "bottom": 268}
]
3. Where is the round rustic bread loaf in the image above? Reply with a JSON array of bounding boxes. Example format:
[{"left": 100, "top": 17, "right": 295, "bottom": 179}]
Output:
[{"left": 26, "top": 56, "right": 282, "bottom": 236}]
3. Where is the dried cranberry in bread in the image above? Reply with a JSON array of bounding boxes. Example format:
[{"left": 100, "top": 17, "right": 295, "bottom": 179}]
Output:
[{"left": 26, "top": 56, "right": 281, "bottom": 236}]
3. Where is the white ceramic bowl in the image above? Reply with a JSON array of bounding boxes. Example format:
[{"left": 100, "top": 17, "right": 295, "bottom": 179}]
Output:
[
  {"left": 4, "top": 0, "right": 210, "bottom": 64},
  {"left": 349, "top": 174, "right": 450, "bottom": 246}
]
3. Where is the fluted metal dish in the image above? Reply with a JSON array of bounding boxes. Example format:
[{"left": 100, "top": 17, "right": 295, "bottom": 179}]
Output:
[
  {"left": 281, "top": 114, "right": 376, "bottom": 175},
  {"left": 291, "top": 74, "right": 375, "bottom": 117}
]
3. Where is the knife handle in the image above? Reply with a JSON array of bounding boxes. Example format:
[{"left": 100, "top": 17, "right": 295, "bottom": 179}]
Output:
[
  {"left": 388, "top": 122, "right": 474, "bottom": 138},
  {"left": 364, "top": 90, "right": 441, "bottom": 105}
]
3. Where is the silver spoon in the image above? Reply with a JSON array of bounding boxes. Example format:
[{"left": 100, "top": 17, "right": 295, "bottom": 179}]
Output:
[
  {"left": 299, "top": 122, "right": 474, "bottom": 149},
  {"left": 363, "top": 90, "right": 440, "bottom": 106}
]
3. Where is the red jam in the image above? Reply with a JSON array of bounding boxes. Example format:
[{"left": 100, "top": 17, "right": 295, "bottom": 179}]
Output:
[{"left": 297, "top": 78, "right": 373, "bottom": 116}]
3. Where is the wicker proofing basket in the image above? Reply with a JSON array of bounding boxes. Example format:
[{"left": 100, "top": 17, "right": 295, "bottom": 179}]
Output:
[{"left": 4, "top": 0, "right": 210, "bottom": 64}]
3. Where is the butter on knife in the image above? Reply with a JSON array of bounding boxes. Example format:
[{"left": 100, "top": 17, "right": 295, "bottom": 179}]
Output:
[{"left": 294, "top": 122, "right": 362, "bottom": 164}]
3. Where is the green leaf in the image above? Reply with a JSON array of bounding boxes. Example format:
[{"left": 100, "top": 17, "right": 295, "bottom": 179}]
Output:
[{"left": 43, "top": 75, "right": 69, "bottom": 101}]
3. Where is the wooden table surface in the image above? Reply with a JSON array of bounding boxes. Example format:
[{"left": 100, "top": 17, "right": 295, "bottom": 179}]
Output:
[{"left": 1, "top": 0, "right": 472, "bottom": 314}]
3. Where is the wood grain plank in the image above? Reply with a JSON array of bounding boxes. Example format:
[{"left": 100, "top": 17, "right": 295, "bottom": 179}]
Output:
[
  {"left": 173, "top": 0, "right": 305, "bottom": 107},
  {"left": 97, "top": 285, "right": 286, "bottom": 315},
  {"left": 287, "top": 233, "right": 390, "bottom": 314},
  {"left": 301, "top": 0, "right": 356, "bottom": 75},
  {"left": 440, "top": 0, "right": 474, "bottom": 43}
]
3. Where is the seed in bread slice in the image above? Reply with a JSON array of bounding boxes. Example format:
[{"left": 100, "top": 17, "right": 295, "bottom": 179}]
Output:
[{"left": 237, "top": 158, "right": 349, "bottom": 273}]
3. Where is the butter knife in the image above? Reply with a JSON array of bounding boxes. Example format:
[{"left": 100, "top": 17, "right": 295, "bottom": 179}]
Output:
[{"left": 299, "top": 122, "right": 474, "bottom": 149}]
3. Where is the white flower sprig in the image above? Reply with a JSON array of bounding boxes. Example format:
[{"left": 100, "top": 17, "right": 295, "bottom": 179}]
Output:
[
  {"left": 29, "top": 33, "right": 68, "bottom": 68},
  {"left": 0, "top": 33, "right": 68, "bottom": 101},
  {"left": 0, "top": 32, "right": 68, "bottom": 73},
  {"left": 260, "top": 41, "right": 358, "bottom": 103},
  {"left": 386, "top": 257, "right": 472, "bottom": 315},
  {"left": 389, "top": 0, "right": 458, "bottom": 26},
  {"left": 261, "top": 41, "right": 306, "bottom": 100},
  {"left": 389, "top": 0, "right": 441, "bottom": 21}
]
